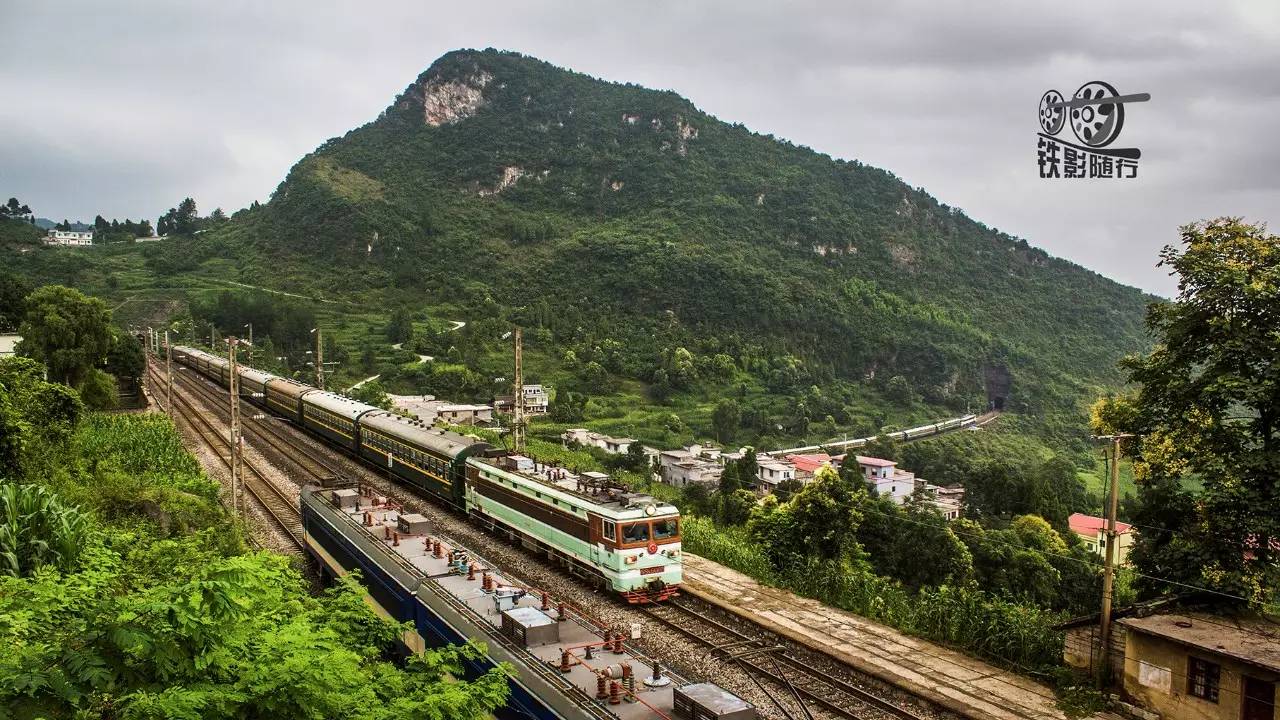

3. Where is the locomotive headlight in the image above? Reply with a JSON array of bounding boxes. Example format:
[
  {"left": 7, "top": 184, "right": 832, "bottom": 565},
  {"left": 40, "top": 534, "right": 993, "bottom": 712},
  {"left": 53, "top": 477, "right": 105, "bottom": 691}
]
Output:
[{"left": 644, "top": 504, "right": 657, "bottom": 516}]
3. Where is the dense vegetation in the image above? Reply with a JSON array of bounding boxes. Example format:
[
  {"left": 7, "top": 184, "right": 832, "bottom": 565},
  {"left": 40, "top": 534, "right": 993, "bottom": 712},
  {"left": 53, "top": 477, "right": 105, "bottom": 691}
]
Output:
[
  {"left": 192, "top": 48, "right": 1151, "bottom": 454},
  {"left": 0, "top": 49, "right": 1156, "bottom": 464},
  {"left": 1093, "top": 219, "right": 1280, "bottom": 609},
  {"left": 0, "top": 355, "right": 510, "bottom": 719}
]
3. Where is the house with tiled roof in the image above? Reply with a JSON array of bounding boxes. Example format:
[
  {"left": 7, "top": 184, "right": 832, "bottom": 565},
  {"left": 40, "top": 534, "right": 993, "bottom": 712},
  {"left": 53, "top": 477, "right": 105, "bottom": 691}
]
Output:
[{"left": 1069, "top": 512, "right": 1135, "bottom": 564}]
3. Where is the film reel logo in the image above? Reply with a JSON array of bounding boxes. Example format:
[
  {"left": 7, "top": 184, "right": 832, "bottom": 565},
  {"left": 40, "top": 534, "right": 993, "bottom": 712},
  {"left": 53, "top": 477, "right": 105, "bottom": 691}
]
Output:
[{"left": 1037, "top": 81, "right": 1150, "bottom": 179}]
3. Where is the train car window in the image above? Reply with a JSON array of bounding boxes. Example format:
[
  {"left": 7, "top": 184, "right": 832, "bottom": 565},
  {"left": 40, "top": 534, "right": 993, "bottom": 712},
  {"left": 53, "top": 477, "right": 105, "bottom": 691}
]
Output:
[
  {"left": 601, "top": 520, "right": 616, "bottom": 541},
  {"left": 653, "top": 519, "right": 679, "bottom": 539},
  {"left": 622, "top": 523, "right": 650, "bottom": 543}
]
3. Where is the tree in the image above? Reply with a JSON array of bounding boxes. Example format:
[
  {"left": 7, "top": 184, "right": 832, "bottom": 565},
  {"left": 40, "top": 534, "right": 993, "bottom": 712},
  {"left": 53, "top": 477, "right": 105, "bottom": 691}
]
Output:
[
  {"left": 711, "top": 399, "right": 741, "bottom": 444},
  {"left": 17, "top": 285, "right": 113, "bottom": 389},
  {"left": 104, "top": 327, "right": 145, "bottom": 380},
  {"left": 862, "top": 432, "right": 900, "bottom": 463},
  {"left": 0, "top": 272, "right": 31, "bottom": 331},
  {"left": 717, "top": 488, "right": 756, "bottom": 526},
  {"left": 549, "top": 390, "right": 587, "bottom": 422},
  {"left": 176, "top": 197, "right": 198, "bottom": 234},
  {"left": 622, "top": 442, "right": 648, "bottom": 474},
  {"left": 773, "top": 477, "right": 803, "bottom": 503},
  {"left": 349, "top": 380, "right": 392, "bottom": 410},
  {"left": 579, "top": 360, "right": 609, "bottom": 393},
  {"left": 891, "top": 501, "right": 973, "bottom": 588},
  {"left": 385, "top": 307, "right": 414, "bottom": 344},
  {"left": 748, "top": 465, "right": 862, "bottom": 569},
  {"left": 718, "top": 461, "right": 741, "bottom": 496},
  {"left": 884, "top": 374, "right": 915, "bottom": 405},
  {"left": 0, "top": 356, "right": 83, "bottom": 479},
  {"left": 159, "top": 197, "right": 200, "bottom": 236},
  {"left": 1, "top": 198, "right": 33, "bottom": 219},
  {"left": 1112, "top": 218, "right": 1280, "bottom": 603}
]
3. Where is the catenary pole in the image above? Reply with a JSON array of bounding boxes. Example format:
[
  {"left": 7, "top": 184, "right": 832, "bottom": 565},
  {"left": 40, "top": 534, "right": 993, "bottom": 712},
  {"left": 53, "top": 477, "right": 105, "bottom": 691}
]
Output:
[{"left": 228, "top": 338, "right": 241, "bottom": 515}]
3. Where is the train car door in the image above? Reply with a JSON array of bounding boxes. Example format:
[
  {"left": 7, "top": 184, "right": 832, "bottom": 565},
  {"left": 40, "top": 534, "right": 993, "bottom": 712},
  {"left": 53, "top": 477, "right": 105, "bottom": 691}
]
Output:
[{"left": 587, "top": 514, "right": 618, "bottom": 567}]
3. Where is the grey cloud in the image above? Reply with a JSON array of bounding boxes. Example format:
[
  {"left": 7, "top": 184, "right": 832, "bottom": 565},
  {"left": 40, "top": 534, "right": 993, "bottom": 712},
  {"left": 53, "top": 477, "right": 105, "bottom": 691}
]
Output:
[{"left": 2, "top": 0, "right": 1278, "bottom": 297}]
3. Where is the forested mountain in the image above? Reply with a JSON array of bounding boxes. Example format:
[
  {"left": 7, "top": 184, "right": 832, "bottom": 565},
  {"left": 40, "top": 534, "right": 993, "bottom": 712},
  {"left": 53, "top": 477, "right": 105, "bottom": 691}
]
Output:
[{"left": 213, "top": 49, "right": 1155, "bottom": 441}]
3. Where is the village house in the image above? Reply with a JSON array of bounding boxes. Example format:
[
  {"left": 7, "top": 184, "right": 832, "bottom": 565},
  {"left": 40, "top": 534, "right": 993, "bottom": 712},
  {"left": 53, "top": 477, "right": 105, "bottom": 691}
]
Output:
[
  {"left": 756, "top": 458, "right": 797, "bottom": 491},
  {"left": 1117, "top": 612, "right": 1278, "bottom": 720},
  {"left": 658, "top": 444, "right": 724, "bottom": 488},
  {"left": 561, "top": 428, "right": 636, "bottom": 455},
  {"left": 785, "top": 452, "right": 831, "bottom": 482},
  {"left": 0, "top": 334, "right": 20, "bottom": 357},
  {"left": 44, "top": 229, "right": 93, "bottom": 246},
  {"left": 433, "top": 403, "right": 493, "bottom": 425},
  {"left": 493, "top": 384, "right": 550, "bottom": 414},
  {"left": 389, "top": 395, "right": 494, "bottom": 426},
  {"left": 1069, "top": 512, "right": 1136, "bottom": 564},
  {"left": 843, "top": 455, "right": 964, "bottom": 520}
]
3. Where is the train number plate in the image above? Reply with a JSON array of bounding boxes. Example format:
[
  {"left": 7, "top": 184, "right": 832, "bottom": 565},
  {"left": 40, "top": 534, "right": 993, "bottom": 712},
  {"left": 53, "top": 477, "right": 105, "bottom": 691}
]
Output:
[{"left": 640, "top": 566, "right": 665, "bottom": 576}]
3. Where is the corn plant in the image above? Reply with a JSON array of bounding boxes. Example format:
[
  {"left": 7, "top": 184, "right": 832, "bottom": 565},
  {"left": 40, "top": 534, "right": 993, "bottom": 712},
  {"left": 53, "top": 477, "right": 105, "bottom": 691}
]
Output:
[{"left": 0, "top": 482, "right": 90, "bottom": 577}]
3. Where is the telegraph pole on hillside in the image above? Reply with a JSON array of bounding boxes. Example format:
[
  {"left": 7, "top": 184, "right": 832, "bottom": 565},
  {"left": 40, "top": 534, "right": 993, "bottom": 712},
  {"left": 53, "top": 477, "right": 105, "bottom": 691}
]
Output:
[
  {"left": 228, "top": 337, "right": 242, "bottom": 516},
  {"left": 512, "top": 327, "right": 526, "bottom": 454},
  {"left": 1095, "top": 432, "right": 1133, "bottom": 685}
]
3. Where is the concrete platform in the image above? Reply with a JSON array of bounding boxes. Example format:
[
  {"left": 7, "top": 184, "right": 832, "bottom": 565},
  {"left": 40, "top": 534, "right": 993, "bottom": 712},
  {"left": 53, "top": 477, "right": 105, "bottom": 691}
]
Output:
[{"left": 683, "top": 553, "right": 1118, "bottom": 720}]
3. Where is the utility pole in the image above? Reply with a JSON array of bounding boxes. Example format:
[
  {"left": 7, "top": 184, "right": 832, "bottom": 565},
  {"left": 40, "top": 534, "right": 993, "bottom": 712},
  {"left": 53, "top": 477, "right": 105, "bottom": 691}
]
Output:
[
  {"left": 228, "top": 338, "right": 242, "bottom": 516},
  {"left": 312, "top": 327, "right": 324, "bottom": 390},
  {"left": 244, "top": 323, "right": 253, "bottom": 361},
  {"left": 1096, "top": 432, "right": 1133, "bottom": 685},
  {"left": 512, "top": 327, "right": 526, "bottom": 454},
  {"left": 165, "top": 331, "right": 172, "bottom": 412}
]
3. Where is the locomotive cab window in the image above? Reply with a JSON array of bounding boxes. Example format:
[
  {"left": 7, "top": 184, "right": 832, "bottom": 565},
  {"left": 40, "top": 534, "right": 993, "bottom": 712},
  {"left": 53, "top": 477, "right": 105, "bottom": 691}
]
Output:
[
  {"left": 653, "top": 518, "right": 679, "bottom": 540},
  {"left": 601, "top": 520, "right": 616, "bottom": 541},
  {"left": 622, "top": 522, "right": 650, "bottom": 543}
]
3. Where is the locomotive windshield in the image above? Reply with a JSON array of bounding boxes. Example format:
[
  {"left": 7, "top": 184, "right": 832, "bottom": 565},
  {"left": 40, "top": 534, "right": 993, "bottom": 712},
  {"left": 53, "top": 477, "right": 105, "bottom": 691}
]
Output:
[
  {"left": 652, "top": 518, "right": 679, "bottom": 540},
  {"left": 621, "top": 522, "right": 650, "bottom": 543}
]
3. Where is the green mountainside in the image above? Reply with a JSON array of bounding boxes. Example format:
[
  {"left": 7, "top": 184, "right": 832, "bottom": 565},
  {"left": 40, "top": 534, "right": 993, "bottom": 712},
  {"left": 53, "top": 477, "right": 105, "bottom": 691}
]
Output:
[
  {"left": 4, "top": 49, "right": 1156, "bottom": 456},
  {"left": 219, "top": 50, "right": 1153, "bottom": 436}
]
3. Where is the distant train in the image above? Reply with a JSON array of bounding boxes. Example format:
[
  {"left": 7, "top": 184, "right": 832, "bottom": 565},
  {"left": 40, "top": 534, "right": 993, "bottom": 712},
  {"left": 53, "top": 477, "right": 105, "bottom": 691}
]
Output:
[
  {"left": 171, "top": 346, "right": 682, "bottom": 603},
  {"left": 765, "top": 414, "right": 979, "bottom": 457}
]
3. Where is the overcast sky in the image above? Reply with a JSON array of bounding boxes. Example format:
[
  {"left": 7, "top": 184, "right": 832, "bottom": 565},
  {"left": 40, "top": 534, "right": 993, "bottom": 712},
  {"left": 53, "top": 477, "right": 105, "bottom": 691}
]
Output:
[{"left": 3, "top": 1, "right": 1277, "bottom": 296}]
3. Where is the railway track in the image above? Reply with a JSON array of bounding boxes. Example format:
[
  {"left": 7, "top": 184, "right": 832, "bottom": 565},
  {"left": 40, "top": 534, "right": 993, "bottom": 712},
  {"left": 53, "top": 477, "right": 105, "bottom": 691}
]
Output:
[
  {"left": 151, "top": 355, "right": 945, "bottom": 720},
  {"left": 162, "top": 363, "right": 343, "bottom": 485},
  {"left": 146, "top": 362, "right": 305, "bottom": 550},
  {"left": 642, "top": 599, "right": 926, "bottom": 720}
]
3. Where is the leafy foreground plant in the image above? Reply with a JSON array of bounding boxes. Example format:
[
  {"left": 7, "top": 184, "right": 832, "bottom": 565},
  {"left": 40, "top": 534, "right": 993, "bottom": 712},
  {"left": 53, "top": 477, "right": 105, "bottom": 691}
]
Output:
[
  {"left": 0, "top": 482, "right": 90, "bottom": 578},
  {"left": 0, "top": 403, "right": 510, "bottom": 719}
]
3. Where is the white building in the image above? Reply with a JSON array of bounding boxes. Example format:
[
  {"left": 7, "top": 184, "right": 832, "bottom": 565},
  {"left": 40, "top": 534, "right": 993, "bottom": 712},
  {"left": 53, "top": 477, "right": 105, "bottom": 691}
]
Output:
[
  {"left": 756, "top": 459, "right": 797, "bottom": 491},
  {"left": 45, "top": 229, "right": 93, "bottom": 246},
  {"left": 494, "top": 384, "right": 550, "bottom": 415},
  {"left": 389, "top": 394, "right": 494, "bottom": 426},
  {"left": 434, "top": 403, "right": 493, "bottom": 425},
  {"left": 0, "top": 334, "right": 20, "bottom": 357},
  {"left": 847, "top": 455, "right": 964, "bottom": 520},
  {"left": 562, "top": 428, "right": 636, "bottom": 455},
  {"left": 658, "top": 445, "right": 724, "bottom": 488}
]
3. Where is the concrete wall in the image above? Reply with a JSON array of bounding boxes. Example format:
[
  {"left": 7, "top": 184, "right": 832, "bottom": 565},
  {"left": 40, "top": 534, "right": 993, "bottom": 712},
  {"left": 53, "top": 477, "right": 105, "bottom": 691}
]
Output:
[
  {"left": 1063, "top": 622, "right": 1127, "bottom": 680},
  {"left": 1122, "top": 631, "right": 1278, "bottom": 720}
]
